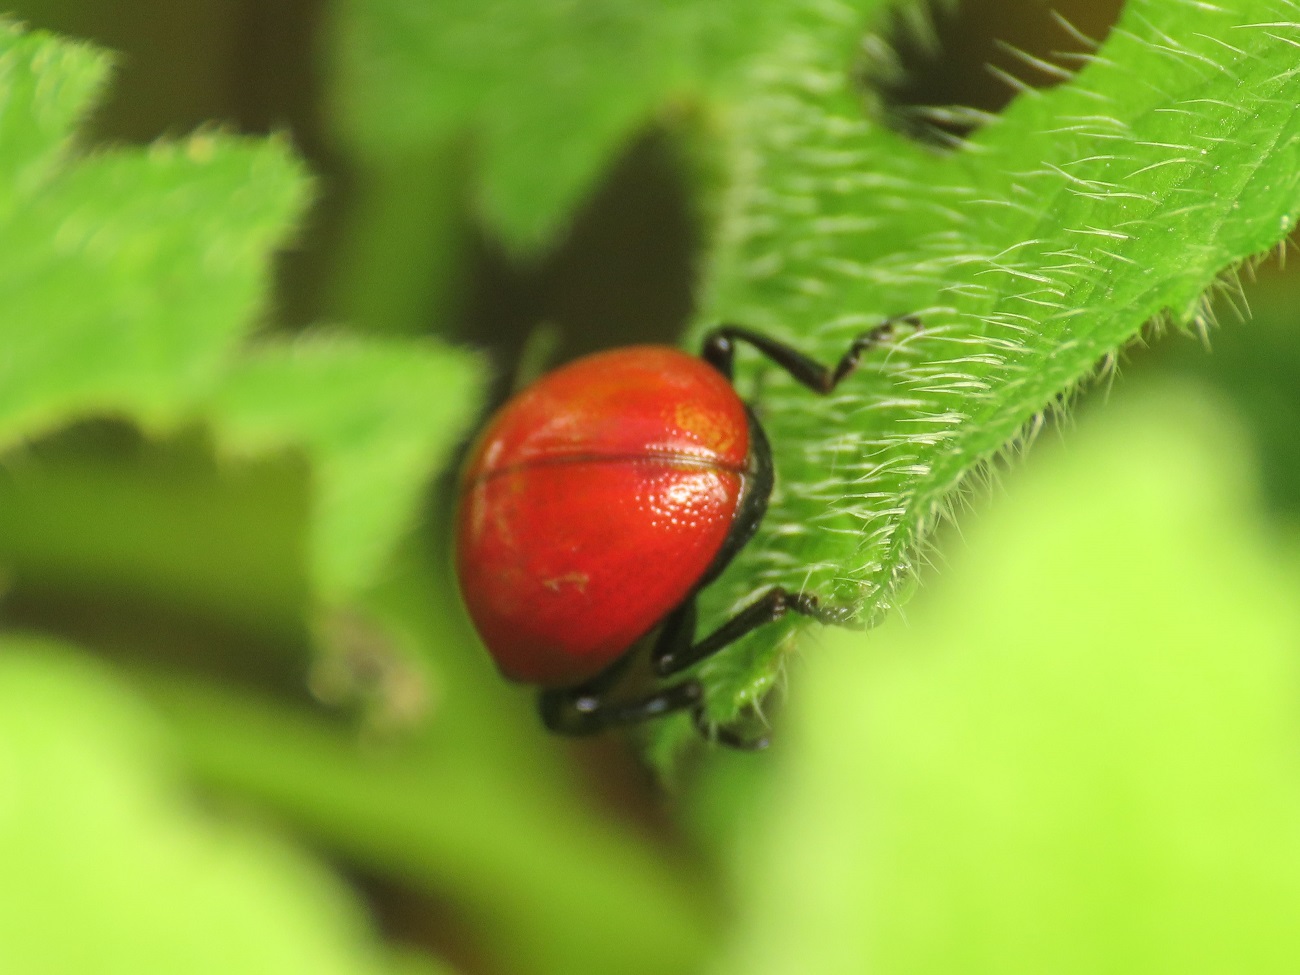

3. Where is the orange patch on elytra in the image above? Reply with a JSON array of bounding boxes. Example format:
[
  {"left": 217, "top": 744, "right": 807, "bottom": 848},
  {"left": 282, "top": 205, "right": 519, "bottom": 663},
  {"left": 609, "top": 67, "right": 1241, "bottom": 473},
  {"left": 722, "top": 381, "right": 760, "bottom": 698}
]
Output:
[{"left": 673, "top": 402, "right": 738, "bottom": 455}]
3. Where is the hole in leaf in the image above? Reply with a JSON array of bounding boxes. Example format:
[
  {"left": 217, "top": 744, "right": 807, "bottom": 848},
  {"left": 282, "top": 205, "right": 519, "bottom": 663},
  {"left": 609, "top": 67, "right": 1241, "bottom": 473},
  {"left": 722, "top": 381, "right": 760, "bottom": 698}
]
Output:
[{"left": 861, "top": 0, "right": 1127, "bottom": 148}]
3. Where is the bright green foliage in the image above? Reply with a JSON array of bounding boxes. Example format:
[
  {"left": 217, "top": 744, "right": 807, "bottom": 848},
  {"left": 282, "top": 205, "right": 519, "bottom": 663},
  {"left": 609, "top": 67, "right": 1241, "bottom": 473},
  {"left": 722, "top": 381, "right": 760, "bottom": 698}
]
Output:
[
  {"left": 209, "top": 335, "right": 482, "bottom": 601},
  {"left": 0, "top": 23, "right": 309, "bottom": 447},
  {"left": 0, "top": 21, "right": 105, "bottom": 205},
  {"left": 10, "top": 7, "right": 1300, "bottom": 973},
  {"left": 1154, "top": 277, "right": 1300, "bottom": 515},
  {"left": 326, "top": 0, "right": 1300, "bottom": 762},
  {"left": 329, "top": 0, "right": 793, "bottom": 247},
  {"left": 0, "top": 443, "right": 312, "bottom": 632},
  {"left": 0, "top": 24, "right": 484, "bottom": 608},
  {"left": 0, "top": 33, "right": 706, "bottom": 975},
  {"left": 146, "top": 547, "right": 716, "bottom": 975},
  {"left": 671, "top": 0, "right": 1300, "bottom": 751},
  {"left": 0, "top": 637, "right": 424, "bottom": 975},
  {"left": 714, "top": 385, "right": 1300, "bottom": 975}
]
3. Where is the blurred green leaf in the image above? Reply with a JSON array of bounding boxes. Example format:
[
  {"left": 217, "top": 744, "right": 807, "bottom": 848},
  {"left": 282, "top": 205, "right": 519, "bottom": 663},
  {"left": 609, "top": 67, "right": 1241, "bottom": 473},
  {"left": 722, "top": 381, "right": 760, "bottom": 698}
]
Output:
[
  {"left": 386, "top": 949, "right": 459, "bottom": 975},
  {"left": 0, "top": 331, "right": 485, "bottom": 626},
  {"left": 0, "top": 24, "right": 310, "bottom": 448},
  {"left": 0, "top": 636, "right": 444, "bottom": 975},
  {"left": 321, "top": 149, "right": 469, "bottom": 337},
  {"left": 209, "top": 334, "right": 483, "bottom": 603},
  {"left": 0, "top": 24, "right": 486, "bottom": 613},
  {"left": 0, "top": 18, "right": 105, "bottom": 200},
  {"left": 142, "top": 544, "right": 716, "bottom": 975},
  {"left": 329, "top": 0, "right": 794, "bottom": 248},
  {"left": 663, "top": 0, "right": 1300, "bottom": 756},
  {"left": 0, "top": 440, "right": 311, "bottom": 636},
  {"left": 1153, "top": 275, "right": 1300, "bottom": 516},
  {"left": 714, "top": 383, "right": 1300, "bottom": 974}
]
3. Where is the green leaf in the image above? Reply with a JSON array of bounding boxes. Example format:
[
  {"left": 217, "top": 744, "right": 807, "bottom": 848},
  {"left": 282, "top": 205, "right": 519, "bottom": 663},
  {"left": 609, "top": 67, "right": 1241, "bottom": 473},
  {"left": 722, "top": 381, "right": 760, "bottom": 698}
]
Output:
[
  {"left": 0, "top": 19, "right": 106, "bottom": 205},
  {"left": 208, "top": 334, "right": 483, "bottom": 602},
  {"left": 0, "top": 24, "right": 485, "bottom": 611},
  {"left": 0, "top": 442, "right": 311, "bottom": 634},
  {"left": 0, "top": 636, "right": 427, "bottom": 975},
  {"left": 1152, "top": 275, "right": 1300, "bottom": 515},
  {"left": 0, "top": 25, "right": 310, "bottom": 449},
  {"left": 329, "top": 0, "right": 794, "bottom": 247},
  {"left": 671, "top": 0, "right": 1300, "bottom": 751},
  {"left": 142, "top": 545, "right": 716, "bottom": 975},
  {"left": 714, "top": 383, "right": 1300, "bottom": 974},
  {"left": 156, "top": 676, "right": 717, "bottom": 975}
]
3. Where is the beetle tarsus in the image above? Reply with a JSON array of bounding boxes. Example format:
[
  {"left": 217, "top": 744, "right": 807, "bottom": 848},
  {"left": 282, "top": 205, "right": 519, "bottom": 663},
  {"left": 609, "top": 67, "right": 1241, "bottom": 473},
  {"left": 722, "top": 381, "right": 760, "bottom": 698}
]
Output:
[{"left": 539, "top": 679, "right": 702, "bottom": 738}]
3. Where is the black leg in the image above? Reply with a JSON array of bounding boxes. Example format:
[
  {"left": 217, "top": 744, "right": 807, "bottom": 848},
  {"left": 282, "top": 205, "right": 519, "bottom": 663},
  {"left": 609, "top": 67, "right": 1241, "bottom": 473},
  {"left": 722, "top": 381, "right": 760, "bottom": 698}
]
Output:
[
  {"left": 651, "top": 596, "right": 697, "bottom": 664},
  {"left": 653, "top": 587, "right": 856, "bottom": 678},
  {"left": 672, "top": 589, "right": 857, "bottom": 750},
  {"left": 702, "top": 315, "right": 921, "bottom": 391},
  {"left": 539, "top": 600, "right": 706, "bottom": 737},
  {"left": 537, "top": 650, "right": 636, "bottom": 736},
  {"left": 538, "top": 676, "right": 702, "bottom": 737},
  {"left": 654, "top": 597, "right": 769, "bottom": 750},
  {"left": 538, "top": 590, "right": 854, "bottom": 746}
]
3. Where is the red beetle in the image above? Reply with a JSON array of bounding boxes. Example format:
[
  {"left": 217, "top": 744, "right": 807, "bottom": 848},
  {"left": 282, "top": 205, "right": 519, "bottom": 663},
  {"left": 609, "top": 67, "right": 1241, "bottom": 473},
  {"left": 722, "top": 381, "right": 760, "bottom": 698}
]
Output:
[{"left": 456, "top": 318, "right": 917, "bottom": 747}]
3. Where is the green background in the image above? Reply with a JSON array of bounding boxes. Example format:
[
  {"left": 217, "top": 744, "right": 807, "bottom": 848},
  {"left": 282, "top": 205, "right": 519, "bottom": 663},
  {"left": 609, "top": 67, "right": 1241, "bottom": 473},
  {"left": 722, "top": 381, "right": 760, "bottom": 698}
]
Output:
[{"left": 3, "top": 2, "right": 1300, "bottom": 973}]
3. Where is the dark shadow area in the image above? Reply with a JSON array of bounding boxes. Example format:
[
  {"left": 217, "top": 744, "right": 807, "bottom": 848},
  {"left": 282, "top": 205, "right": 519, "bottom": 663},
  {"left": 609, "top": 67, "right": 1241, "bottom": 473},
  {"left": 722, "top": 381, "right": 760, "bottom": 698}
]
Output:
[
  {"left": 460, "top": 130, "right": 699, "bottom": 409},
  {"left": 863, "top": 0, "right": 1127, "bottom": 147},
  {"left": 0, "top": 420, "right": 316, "bottom": 697}
]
